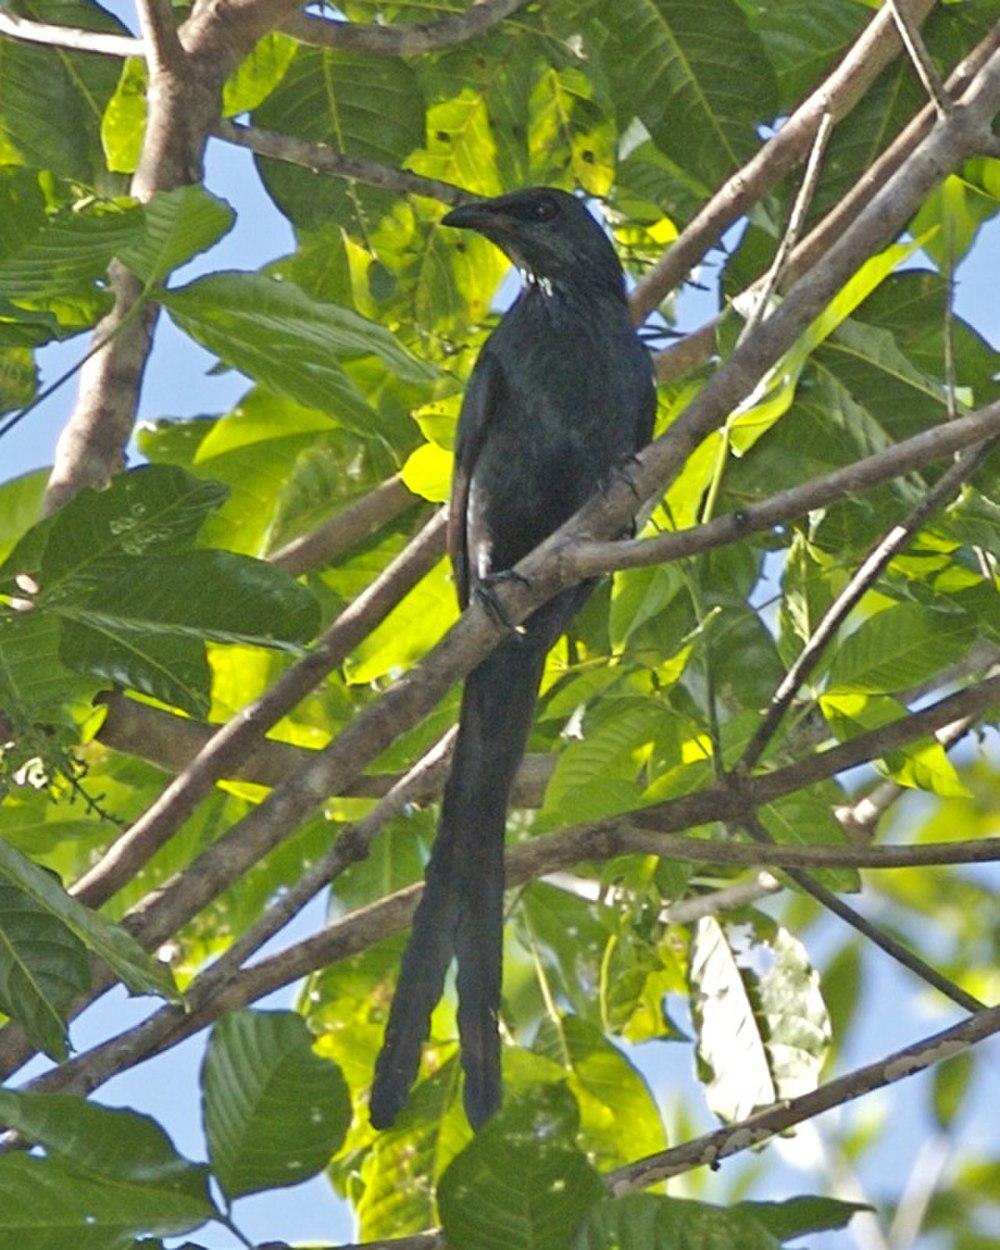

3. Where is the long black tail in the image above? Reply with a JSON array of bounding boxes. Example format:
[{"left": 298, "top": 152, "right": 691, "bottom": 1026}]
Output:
[{"left": 369, "top": 630, "right": 549, "bottom": 1130}]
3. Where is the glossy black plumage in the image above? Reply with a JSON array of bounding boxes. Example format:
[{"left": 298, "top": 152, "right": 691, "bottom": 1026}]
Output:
[{"left": 370, "top": 188, "right": 655, "bottom": 1131}]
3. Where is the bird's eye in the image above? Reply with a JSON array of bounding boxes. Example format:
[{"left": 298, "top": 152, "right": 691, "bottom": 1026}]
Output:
[{"left": 531, "top": 197, "right": 559, "bottom": 222}]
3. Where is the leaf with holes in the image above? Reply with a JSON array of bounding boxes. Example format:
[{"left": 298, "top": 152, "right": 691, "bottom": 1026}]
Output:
[
  {"left": 689, "top": 913, "right": 830, "bottom": 1123},
  {"left": 202, "top": 1010, "right": 351, "bottom": 1198}
]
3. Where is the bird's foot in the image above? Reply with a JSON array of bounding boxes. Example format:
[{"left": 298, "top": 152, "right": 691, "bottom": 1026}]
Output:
[
  {"left": 600, "top": 453, "right": 644, "bottom": 503},
  {"left": 474, "top": 569, "right": 531, "bottom": 633}
]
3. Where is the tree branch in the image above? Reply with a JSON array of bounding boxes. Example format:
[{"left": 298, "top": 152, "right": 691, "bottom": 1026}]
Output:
[
  {"left": 571, "top": 401, "right": 1000, "bottom": 578},
  {"left": 281, "top": 0, "right": 534, "bottom": 57},
  {"left": 134, "top": 0, "right": 182, "bottom": 73},
  {"left": 888, "top": 0, "right": 952, "bottom": 118},
  {"left": 72, "top": 508, "right": 447, "bottom": 910},
  {"left": 214, "top": 118, "right": 473, "bottom": 207},
  {"left": 608, "top": 1004, "right": 1000, "bottom": 1190},
  {"left": 649, "top": 24, "right": 1000, "bottom": 383},
  {"left": 0, "top": 10, "right": 143, "bottom": 57},
  {"left": 269, "top": 474, "right": 422, "bottom": 575},
  {"left": 41, "top": 0, "right": 305, "bottom": 515}
]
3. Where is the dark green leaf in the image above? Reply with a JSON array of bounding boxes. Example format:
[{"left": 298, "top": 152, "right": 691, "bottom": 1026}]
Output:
[
  {"left": 438, "top": 1086, "right": 604, "bottom": 1250},
  {"left": 202, "top": 1009, "right": 351, "bottom": 1198},
  {"left": 0, "top": 881, "right": 90, "bottom": 1058},
  {"left": 825, "top": 603, "right": 975, "bottom": 693},
  {"left": 738, "top": 1195, "right": 871, "bottom": 1239},
  {"left": 119, "top": 186, "right": 235, "bottom": 286},
  {"left": 0, "top": 838, "right": 177, "bottom": 1001},
  {"left": 573, "top": 1194, "right": 782, "bottom": 1249}
]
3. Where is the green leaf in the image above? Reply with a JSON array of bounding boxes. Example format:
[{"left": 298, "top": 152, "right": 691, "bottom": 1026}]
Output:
[
  {"left": 345, "top": 557, "right": 459, "bottom": 684},
  {"left": 600, "top": 0, "right": 777, "bottom": 187},
  {"left": 0, "top": 611, "right": 94, "bottom": 719},
  {"left": 751, "top": 0, "right": 868, "bottom": 113},
  {"left": 0, "top": 1089, "right": 210, "bottom": 1202},
  {"left": 101, "top": 56, "right": 147, "bottom": 175},
  {"left": 910, "top": 163, "right": 999, "bottom": 271},
  {"left": 202, "top": 1009, "right": 351, "bottom": 1199},
  {"left": 0, "top": 1154, "right": 210, "bottom": 1247},
  {"left": 0, "top": 881, "right": 90, "bottom": 1058},
  {"left": 534, "top": 1016, "right": 665, "bottom": 1170},
  {"left": 609, "top": 565, "right": 684, "bottom": 652},
  {"left": 825, "top": 603, "right": 975, "bottom": 693},
  {"left": 356, "top": 1057, "right": 471, "bottom": 1241},
  {"left": 119, "top": 186, "right": 235, "bottom": 286},
  {"left": 0, "top": 838, "right": 177, "bottom": 1001},
  {"left": 222, "top": 32, "right": 297, "bottom": 117},
  {"left": 759, "top": 791, "right": 861, "bottom": 893},
  {"left": 0, "top": 468, "right": 47, "bottom": 565},
  {"left": 51, "top": 549, "right": 319, "bottom": 716},
  {"left": 160, "top": 272, "right": 438, "bottom": 436},
  {"left": 0, "top": 0, "right": 131, "bottom": 180},
  {"left": 401, "top": 440, "right": 453, "bottom": 503},
  {"left": 574, "top": 1194, "right": 784, "bottom": 1250},
  {"left": 0, "top": 345, "right": 37, "bottom": 413},
  {"left": 689, "top": 913, "right": 830, "bottom": 1123},
  {"left": 529, "top": 66, "right": 616, "bottom": 197},
  {"left": 739, "top": 1195, "right": 871, "bottom": 1239},
  {"left": 253, "top": 44, "right": 424, "bottom": 233},
  {"left": 438, "top": 1086, "right": 604, "bottom": 1250}
]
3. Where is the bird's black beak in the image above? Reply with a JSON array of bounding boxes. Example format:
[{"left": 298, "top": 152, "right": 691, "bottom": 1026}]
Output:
[{"left": 441, "top": 201, "right": 497, "bottom": 231}]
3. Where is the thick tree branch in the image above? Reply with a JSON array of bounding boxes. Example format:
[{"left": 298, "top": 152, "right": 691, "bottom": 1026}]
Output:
[
  {"left": 628, "top": 0, "right": 937, "bottom": 323},
  {"left": 282, "top": 0, "right": 534, "bottom": 56},
  {"left": 214, "top": 119, "right": 473, "bottom": 207},
  {"left": 0, "top": 10, "right": 143, "bottom": 56},
  {"left": 135, "top": 0, "right": 182, "bottom": 72}
]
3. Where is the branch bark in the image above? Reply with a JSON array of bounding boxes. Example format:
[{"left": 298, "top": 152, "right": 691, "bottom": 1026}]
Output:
[{"left": 281, "top": 0, "right": 534, "bottom": 56}]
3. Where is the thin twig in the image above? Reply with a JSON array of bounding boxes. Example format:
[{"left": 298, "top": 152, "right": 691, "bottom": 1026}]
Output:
[
  {"left": 888, "top": 0, "right": 952, "bottom": 118},
  {"left": 214, "top": 119, "right": 473, "bottom": 207},
  {"left": 607, "top": 1004, "right": 1000, "bottom": 1190},
  {"left": 0, "top": 10, "right": 143, "bottom": 57}
]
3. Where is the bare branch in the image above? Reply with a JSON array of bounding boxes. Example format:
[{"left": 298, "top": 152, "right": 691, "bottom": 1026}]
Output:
[
  {"left": 282, "top": 0, "right": 533, "bottom": 57},
  {"left": 572, "top": 401, "right": 1000, "bottom": 577},
  {"left": 628, "top": 0, "right": 937, "bottom": 323},
  {"left": 0, "top": 11, "right": 143, "bottom": 57},
  {"left": 888, "top": 0, "right": 952, "bottom": 118},
  {"left": 134, "top": 0, "right": 182, "bottom": 72},
  {"left": 608, "top": 1005, "right": 1000, "bottom": 1190},
  {"left": 41, "top": 0, "right": 307, "bottom": 514},
  {"left": 269, "top": 474, "right": 422, "bottom": 575}
]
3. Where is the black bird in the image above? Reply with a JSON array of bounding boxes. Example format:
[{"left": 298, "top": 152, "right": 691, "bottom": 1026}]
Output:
[{"left": 370, "top": 187, "right": 656, "bottom": 1130}]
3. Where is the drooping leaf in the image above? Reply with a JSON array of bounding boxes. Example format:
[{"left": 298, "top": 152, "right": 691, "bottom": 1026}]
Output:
[
  {"left": 0, "top": 881, "right": 90, "bottom": 1058},
  {"left": 100, "top": 56, "right": 146, "bottom": 174},
  {"left": 0, "top": 838, "right": 177, "bottom": 1001},
  {"left": 202, "top": 1009, "right": 351, "bottom": 1198},
  {"left": 119, "top": 186, "right": 236, "bottom": 286},
  {"left": 222, "top": 31, "right": 297, "bottom": 117}
]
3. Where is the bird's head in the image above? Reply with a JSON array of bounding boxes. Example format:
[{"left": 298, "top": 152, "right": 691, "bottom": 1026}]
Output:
[{"left": 441, "top": 188, "right": 625, "bottom": 298}]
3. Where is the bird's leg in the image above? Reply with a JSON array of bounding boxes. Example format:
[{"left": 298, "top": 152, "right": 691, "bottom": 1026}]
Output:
[{"left": 474, "top": 569, "right": 532, "bottom": 633}]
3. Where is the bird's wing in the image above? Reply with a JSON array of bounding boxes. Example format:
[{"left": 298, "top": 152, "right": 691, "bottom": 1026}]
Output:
[{"left": 449, "top": 347, "right": 504, "bottom": 609}]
